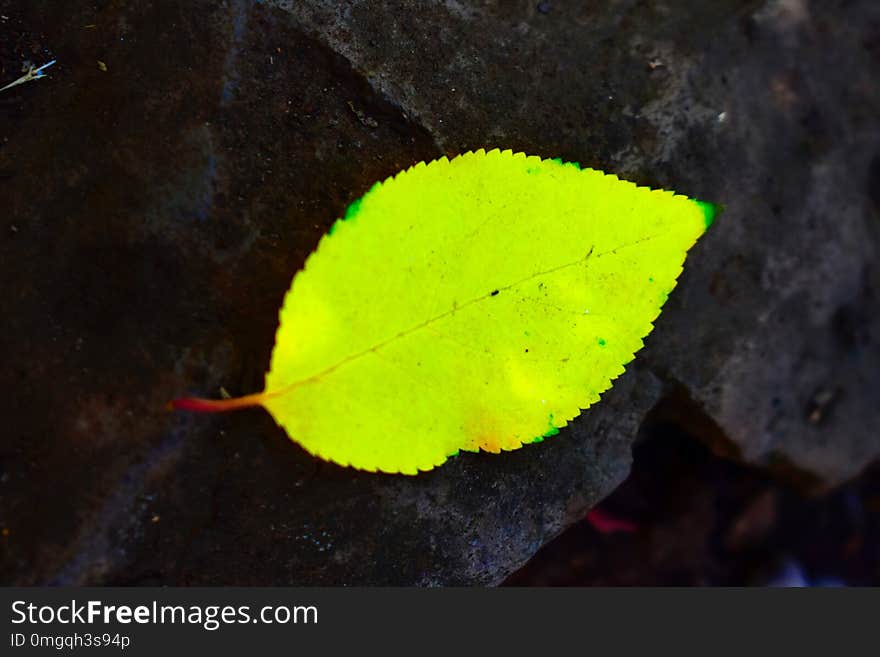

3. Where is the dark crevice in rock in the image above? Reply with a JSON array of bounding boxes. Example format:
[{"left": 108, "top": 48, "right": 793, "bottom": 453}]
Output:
[
  {"left": 505, "top": 423, "right": 880, "bottom": 585},
  {"left": 637, "top": 382, "right": 831, "bottom": 495},
  {"left": 637, "top": 382, "right": 742, "bottom": 461}
]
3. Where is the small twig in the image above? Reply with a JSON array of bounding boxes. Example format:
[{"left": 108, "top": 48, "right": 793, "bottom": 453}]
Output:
[{"left": 0, "top": 59, "right": 56, "bottom": 94}]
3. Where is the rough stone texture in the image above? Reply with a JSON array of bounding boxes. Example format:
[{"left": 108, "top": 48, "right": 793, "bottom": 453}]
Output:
[
  {"left": 277, "top": 0, "right": 880, "bottom": 483},
  {"left": 0, "top": 0, "right": 877, "bottom": 585}
]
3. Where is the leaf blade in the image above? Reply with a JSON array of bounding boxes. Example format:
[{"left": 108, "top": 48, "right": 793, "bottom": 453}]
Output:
[{"left": 257, "top": 149, "right": 714, "bottom": 473}]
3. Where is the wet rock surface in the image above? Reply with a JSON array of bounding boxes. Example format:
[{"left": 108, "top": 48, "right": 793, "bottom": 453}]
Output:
[{"left": 1, "top": 0, "right": 877, "bottom": 584}]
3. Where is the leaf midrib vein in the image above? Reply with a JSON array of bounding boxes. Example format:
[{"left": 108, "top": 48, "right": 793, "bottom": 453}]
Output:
[{"left": 263, "top": 234, "right": 663, "bottom": 400}]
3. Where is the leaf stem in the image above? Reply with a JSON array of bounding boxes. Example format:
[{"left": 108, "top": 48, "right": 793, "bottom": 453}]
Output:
[{"left": 169, "top": 392, "right": 265, "bottom": 413}]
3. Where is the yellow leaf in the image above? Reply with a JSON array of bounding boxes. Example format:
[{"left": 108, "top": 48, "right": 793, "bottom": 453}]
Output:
[{"left": 173, "top": 149, "right": 717, "bottom": 474}]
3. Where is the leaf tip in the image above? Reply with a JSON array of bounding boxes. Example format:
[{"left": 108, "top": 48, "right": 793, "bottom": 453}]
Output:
[{"left": 694, "top": 199, "right": 721, "bottom": 229}]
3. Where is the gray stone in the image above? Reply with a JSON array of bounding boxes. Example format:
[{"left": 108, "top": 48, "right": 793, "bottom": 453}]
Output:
[{"left": 274, "top": 0, "right": 880, "bottom": 484}]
